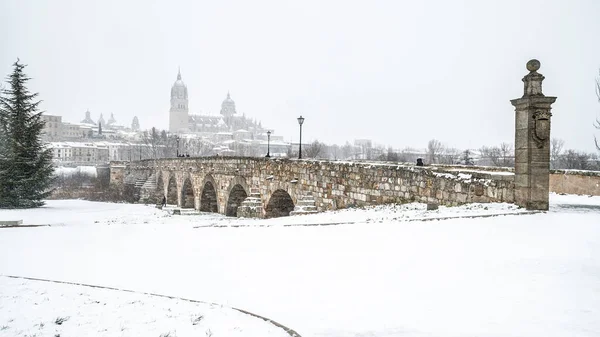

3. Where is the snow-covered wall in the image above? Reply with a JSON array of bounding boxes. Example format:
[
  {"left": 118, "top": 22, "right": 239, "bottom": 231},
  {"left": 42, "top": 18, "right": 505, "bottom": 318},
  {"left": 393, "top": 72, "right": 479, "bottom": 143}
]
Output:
[{"left": 54, "top": 166, "right": 98, "bottom": 178}]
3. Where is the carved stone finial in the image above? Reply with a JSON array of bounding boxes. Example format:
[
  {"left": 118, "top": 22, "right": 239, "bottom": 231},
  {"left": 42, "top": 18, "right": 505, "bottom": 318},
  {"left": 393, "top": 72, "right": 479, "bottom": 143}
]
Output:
[
  {"left": 526, "top": 59, "right": 540, "bottom": 72},
  {"left": 522, "top": 59, "right": 545, "bottom": 98}
]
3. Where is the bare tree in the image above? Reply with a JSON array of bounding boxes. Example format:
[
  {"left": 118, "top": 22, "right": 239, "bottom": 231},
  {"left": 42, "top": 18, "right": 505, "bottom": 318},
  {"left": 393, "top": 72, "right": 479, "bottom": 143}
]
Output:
[
  {"left": 385, "top": 147, "right": 399, "bottom": 162},
  {"left": 326, "top": 144, "right": 340, "bottom": 160},
  {"left": 578, "top": 152, "right": 592, "bottom": 170},
  {"left": 185, "top": 137, "right": 214, "bottom": 157},
  {"left": 561, "top": 149, "right": 591, "bottom": 170},
  {"left": 161, "top": 135, "right": 179, "bottom": 158},
  {"left": 499, "top": 142, "right": 514, "bottom": 167},
  {"left": 400, "top": 147, "right": 420, "bottom": 163},
  {"left": 427, "top": 139, "right": 445, "bottom": 164},
  {"left": 340, "top": 142, "right": 355, "bottom": 160},
  {"left": 439, "top": 147, "right": 461, "bottom": 164},
  {"left": 286, "top": 144, "right": 297, "bottom": 158},
  {"left": 595, "top": 69, "right": 600, "bottom": 150},
  {"left": 479, "top": 145, "right": 501, "bottom": 166},
  {"left": 550, "top": 138, "right": 565, "bottom": 169},
  {"left": 141, "top": 128, "right": 181, "bottom": 159},
  {"left": 589, "top": 153, "right": 600, "bottom": 170},
  {"left": 141, "top": 127, "right": 160, "bottom": 159},
  {"left": 304, "top": 140, "right": 324, "bottom": 158},
  {"left": 368, "top": 144, "right": 383, "bottom": 160}
]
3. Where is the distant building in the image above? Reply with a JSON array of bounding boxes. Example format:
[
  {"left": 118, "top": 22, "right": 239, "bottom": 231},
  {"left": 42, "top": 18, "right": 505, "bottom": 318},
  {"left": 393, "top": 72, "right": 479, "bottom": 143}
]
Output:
[
  {"left": 169, "top": 68, "right": 189, "bottom": 133},
  {"left": 49, "top": 142, "right": 109, "bottom": 164},
  {"left": 131, "top": 116, "right": 140, "bottom": 131},
  {"left": 97, "top": 113, "right": 106, "bottom": 127},
  {"left": 61, "top": 123, "right": 83, "bottom": 139},
  {"left": 81, "top": 110, "right": 96, "bottom": 125},
  {"left": 107, "top": 113, "right": 117, "bottom": 127},
  {"left": 41, "top": 115, "right": 62, "bottom": 141},
  {"left": 168, "top": 69, "right": 268, "bottom": 140}
]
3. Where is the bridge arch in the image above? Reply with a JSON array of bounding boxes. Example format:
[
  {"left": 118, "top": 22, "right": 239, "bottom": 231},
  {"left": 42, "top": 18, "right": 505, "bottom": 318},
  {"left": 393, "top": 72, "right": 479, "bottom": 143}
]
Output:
[
  {"left": 225, "top": 176, "right": 249, "bottom": 217},
  {"left": 166, "top": 175, "right": 178, "bottom": 205},
  {"left": 180, "top": 176, "right": 195, "bottom": 209},
  {"left": 265, "top": 189, "right": 295, "bottom": 218},
  {"left": 200, "top": 174, "right": 218, "bottom": 213}
]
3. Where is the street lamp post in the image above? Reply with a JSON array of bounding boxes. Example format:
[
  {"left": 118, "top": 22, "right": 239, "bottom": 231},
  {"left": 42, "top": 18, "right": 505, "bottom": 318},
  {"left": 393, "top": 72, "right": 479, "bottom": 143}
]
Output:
[
  {"left": 176, "top": 136, "right": 180, "bottom": 157},
  {"left": 139, "top": 145, "right": 142, "bottom": 160},
  {"left": 266, "top": 130, "right": 271, "bottom": 158},
  {"left": 297, "top": 115, "right": 305, "bottom": 159}
]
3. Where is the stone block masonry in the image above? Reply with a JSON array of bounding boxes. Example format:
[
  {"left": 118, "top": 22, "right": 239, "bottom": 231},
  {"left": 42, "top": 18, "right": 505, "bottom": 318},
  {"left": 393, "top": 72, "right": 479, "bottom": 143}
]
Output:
[
  {"left": 510, "top": 59, "right": 556, "bottom": 210},
  {"left": 550, "top": 170, "right": 600, "bottom": 196},
  {"left": 116, "top": 157, "right": 516, "bottom": 218}
]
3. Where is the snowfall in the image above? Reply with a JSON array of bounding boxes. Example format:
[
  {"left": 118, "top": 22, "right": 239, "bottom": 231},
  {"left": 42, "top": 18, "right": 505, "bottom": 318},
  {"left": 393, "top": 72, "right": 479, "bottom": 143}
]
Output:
[{"left": 0, "top": 194, "right": 599, "bottom": 337}]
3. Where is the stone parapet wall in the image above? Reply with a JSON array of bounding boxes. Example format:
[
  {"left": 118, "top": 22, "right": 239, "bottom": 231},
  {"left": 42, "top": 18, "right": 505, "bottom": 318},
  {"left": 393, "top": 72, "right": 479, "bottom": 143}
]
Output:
[
  {"left": 123, "top": 157, "right": 516, "bottom": 214},
  {"left": 109, "top": 161, "right": 128, "bottom": 185},
  {"left": 550, "top": 169, "right": 600, "bottom": 196},
  {"left": 432, "top": 164, "right": 515, "bottom": 173}
]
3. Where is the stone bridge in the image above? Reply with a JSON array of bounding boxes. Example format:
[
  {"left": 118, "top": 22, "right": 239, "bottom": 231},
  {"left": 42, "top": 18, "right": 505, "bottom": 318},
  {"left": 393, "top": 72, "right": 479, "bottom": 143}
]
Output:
[
  {"left": 108, "top": 59, "right": 567, "bottom": 217},
  {"left": 110, "top": 157, "right": 516, "bottom": 218}
]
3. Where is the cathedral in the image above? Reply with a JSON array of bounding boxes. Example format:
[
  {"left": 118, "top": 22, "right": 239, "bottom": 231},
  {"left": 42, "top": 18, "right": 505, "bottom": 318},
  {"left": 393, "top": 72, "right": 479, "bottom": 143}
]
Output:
[
  {"left": 168, "top": 68, "right": 189, "bottom": 133},
  {"left": 168, "top": 69, "right": 265, "bottom": 136}
]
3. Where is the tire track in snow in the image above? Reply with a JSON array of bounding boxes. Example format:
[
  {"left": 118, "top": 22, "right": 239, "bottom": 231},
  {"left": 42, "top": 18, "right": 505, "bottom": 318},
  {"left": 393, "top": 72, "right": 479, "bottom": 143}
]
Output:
[{"left": 0, "top": 274, "right": 302, "bottom": 337}]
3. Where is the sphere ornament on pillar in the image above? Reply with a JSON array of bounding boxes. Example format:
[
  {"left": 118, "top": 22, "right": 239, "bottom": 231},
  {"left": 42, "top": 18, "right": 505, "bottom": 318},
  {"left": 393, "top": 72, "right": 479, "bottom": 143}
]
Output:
[
  {"left": 522, "top": 59, "right": 545, "bottom": 98},
  {"left": 526, "top": 59, "right": 541, "bottom": 72}
]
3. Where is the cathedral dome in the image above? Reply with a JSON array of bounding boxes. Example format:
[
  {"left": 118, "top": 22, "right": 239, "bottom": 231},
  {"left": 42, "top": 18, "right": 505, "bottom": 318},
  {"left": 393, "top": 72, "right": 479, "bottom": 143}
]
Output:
[
  {"left": 173, "top": 75, "right": 185, "bottom": 88},
  {"left": 220, "top": 92, "right": 236, "bottom": 117},
  {"left": 171, "top": 68, "right": 188, "bottom": 99},
  {"left": 222, "top": 92, "right": 235, "bottom": 105}
]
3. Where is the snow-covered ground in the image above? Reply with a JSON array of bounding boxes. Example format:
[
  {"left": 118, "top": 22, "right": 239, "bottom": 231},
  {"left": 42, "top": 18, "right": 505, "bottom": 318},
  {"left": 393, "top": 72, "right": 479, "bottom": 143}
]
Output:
[
  {"left": 0, "top": 276, "right": 289, "bottom": 337},
  {"left": 0, "top": 199, "right": 530, "bottom": 228},
  {"left": 1, "top": 193, "right": 599, "bottom": 337}
]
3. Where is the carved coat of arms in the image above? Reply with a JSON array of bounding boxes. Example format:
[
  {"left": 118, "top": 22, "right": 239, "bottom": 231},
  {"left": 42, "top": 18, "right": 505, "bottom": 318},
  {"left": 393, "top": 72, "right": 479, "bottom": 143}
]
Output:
[{"left": 532, "top": 110, "right": 552, "bottom": 148}]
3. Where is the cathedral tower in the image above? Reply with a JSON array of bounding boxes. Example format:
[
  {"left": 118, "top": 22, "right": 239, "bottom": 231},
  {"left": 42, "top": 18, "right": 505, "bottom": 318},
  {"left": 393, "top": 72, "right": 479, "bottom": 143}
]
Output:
[
  {"left": 220, "top": 92, "right": 237, "bottom": 128},
  {"left": 169, "top": 68, "right": 189, "bottom": 133}
]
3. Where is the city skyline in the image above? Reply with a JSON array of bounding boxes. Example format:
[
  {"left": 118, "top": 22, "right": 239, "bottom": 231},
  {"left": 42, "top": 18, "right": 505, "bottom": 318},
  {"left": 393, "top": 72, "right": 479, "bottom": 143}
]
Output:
[{"left": 2, "top": 0, "right": 600, "bottom": 152}]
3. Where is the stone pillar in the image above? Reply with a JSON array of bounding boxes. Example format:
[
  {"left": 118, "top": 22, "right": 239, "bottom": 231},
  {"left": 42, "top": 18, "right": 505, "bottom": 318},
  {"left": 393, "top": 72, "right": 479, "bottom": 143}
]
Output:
[{"left": 510, "top": 59, "right": 557, "bottom": 210}]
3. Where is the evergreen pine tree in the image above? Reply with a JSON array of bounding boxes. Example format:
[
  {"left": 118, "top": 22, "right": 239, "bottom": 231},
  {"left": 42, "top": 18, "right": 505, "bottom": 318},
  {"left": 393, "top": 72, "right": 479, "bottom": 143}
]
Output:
[
  {"left": 462, "top": 149, "right": 474, "bottom": 166},
  {"left": 0, "top": 59, "right": 54, "bottom": 208}
]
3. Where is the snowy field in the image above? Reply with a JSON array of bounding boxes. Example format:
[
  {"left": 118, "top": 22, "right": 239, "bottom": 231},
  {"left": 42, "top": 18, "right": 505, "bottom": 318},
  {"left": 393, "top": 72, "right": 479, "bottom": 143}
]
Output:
[
  {"left": 0, "top": 194, "right": 599, "bottom": 337},
  {"left": 0, "top": 276, "right": 289, "bottom": 337}
]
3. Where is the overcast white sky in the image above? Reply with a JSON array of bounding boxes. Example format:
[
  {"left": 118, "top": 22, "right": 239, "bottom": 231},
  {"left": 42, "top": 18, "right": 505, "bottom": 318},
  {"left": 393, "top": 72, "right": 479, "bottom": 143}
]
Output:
[{"left": 2, "top": 0, "right": 600, "bottom": 152}]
